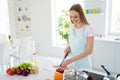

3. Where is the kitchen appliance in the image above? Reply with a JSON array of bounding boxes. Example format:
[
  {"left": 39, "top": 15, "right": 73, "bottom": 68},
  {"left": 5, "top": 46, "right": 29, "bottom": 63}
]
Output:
[
  {"left": 64, "top": 69, "right": 91, "bottom": 80},
  {"left": 64, "top": 69, "right": 107, "bottom": 80}
]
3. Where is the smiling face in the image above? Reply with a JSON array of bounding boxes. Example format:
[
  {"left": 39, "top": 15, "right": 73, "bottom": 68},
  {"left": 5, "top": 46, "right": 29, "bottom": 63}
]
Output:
[
  {"left": 70, "top": 10, "right": 81, "bottom": 25},
  {"left": 69, "top": 4, "right": 89, "bottom": 25}
]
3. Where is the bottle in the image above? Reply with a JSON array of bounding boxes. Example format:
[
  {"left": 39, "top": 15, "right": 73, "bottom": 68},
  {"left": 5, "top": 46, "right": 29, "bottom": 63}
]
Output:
[
  {"left": 93, "top": 8, "right": 97, "bottom": 14},
  {"left": 32, "top": 60, "right": 38, "bottom": 66}
]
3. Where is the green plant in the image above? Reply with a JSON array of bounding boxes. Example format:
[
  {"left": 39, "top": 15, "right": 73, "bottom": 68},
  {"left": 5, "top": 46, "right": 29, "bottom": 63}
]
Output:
[
  {"left": 57, "top": 10, "right": 71, "bottom": 43},
  {"left": 8, "top": 35, "right": 12, "bottom": 40}
]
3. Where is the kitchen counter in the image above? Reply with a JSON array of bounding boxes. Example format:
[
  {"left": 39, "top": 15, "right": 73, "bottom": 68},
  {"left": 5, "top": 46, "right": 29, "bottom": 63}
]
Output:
[
  {"left": 0, "top": 55, "right": 113, "bottom": 80},
  {"left": 0, "top": 55, "right": 63, "bottom": 80},
  {"left": 95, "top": 36, "right": 120, "bottom": 43}
]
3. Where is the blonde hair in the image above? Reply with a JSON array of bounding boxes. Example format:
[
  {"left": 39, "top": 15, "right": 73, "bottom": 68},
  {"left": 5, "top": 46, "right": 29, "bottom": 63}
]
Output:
[{"left": 69, "top": 4, "right": 89, "bottom": 25}]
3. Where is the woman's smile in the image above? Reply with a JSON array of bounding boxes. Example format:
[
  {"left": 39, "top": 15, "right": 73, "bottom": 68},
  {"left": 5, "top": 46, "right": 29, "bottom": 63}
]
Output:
[{"left": 70, "top": 10, "right": 81, "bottom": 25}]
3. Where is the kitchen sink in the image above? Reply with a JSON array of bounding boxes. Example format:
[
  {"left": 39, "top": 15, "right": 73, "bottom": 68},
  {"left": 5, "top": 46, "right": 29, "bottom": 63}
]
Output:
[
  {"left": 114, "top": 37, "right": 120, "bottom": 40},
  {"left": 86, "top": 70, "right": 104, "bottom": 80}
]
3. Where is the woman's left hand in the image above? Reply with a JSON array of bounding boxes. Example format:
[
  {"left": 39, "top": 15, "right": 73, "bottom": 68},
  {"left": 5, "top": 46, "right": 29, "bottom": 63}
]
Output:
[{"left": 61, "top": 59, "right": 73, "bottom": 68}]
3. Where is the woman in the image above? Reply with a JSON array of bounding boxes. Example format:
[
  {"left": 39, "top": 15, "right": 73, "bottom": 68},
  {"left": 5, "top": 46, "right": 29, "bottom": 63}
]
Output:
[{"left": 61, "top": 4, "right": 94, "bottom": 69}]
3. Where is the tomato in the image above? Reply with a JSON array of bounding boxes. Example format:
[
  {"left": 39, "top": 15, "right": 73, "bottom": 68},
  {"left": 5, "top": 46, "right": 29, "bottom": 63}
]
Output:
[
  {"left": 56, "top": 68, "right": 64, "bottom": 74},
  {"left": 6, "top": 68, "right": 15, "bottom": 75}
]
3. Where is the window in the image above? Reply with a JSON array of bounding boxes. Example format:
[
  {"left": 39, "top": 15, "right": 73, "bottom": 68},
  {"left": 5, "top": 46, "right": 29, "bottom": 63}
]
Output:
[
  {"left": 51, "top": 0, "right": 84, "bottom": 47},
  {"left": 109, "top": 0, "right": 120, "bottom": 35},
  {"left": 0, "top": 0, "right": 10, "bottom": 36}
]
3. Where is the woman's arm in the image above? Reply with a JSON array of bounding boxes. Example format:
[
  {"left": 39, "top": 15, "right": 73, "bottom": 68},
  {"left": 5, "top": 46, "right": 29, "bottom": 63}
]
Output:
[{"left": 61, "top": 36, "right": 94, "bottom": 68}]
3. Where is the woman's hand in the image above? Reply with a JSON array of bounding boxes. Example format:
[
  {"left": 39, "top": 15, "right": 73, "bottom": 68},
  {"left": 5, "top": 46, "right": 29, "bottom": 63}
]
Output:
[
  {"left": 64, "top": 46, "right": 70, "bottom": 57},
  {"left": 61, "top": 58, "right": 73, "bottom": 68}
]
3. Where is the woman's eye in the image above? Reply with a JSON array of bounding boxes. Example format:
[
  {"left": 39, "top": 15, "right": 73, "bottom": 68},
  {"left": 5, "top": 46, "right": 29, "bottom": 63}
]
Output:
[
  {"left": 74, "top": 16, "right": 78, "bottom": 18},
  {"left": 70, "top": 16, "right": 78, "bottom": 19}
]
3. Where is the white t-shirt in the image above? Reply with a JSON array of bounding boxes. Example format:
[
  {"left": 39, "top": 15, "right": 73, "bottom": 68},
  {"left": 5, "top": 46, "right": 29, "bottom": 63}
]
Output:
[{"left": 68, "top": 24, "right": 94, "bottom": 42}]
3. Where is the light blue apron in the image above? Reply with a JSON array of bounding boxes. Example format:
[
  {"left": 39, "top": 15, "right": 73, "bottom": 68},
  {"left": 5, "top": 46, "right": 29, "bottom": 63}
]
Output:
[{"left": 68, "top": 26, "right": 91, "bottom": 69}]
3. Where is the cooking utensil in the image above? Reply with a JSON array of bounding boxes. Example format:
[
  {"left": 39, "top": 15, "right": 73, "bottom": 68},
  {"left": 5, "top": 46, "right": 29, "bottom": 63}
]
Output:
[
  {"left": 64, "top": 69, "right": 92, "bottom": 80},
  {"left": 59, "top": 52, "right": 69, "bottom": 67},
  {"left": 101, "top": 65, "right": 111, "bottom": 75},
  {"left": 101, "top": 65, "right": 116, "bottom": 80},
  {"left": 116, "top": 74, "right": 120, "bottom": 80}
]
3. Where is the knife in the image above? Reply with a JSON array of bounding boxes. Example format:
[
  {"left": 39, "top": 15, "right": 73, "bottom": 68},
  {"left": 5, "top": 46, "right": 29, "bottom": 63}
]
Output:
[{"left": 59, "top": 52, "right": 69, "bottom": 67}]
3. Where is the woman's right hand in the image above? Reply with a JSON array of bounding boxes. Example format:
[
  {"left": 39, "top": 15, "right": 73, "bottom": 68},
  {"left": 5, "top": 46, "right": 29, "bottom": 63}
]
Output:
[{"left": 64, "top": 46, "right": 70, "bottom": 57}]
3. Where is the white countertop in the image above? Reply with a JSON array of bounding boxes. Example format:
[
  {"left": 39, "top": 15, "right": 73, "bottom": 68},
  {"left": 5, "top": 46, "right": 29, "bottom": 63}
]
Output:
[
  {"left": 0, "top": 55, "right": 113, "bottom": 80},
  {"left": 95, "top": 36, "right": 120, "bottom": 43},
  {"left": 0, "top": 55, "right": 62, "bottom": 80}
]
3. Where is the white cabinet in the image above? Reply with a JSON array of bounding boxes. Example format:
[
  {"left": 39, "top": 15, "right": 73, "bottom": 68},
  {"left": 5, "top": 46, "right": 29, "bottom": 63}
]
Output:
[
  {"left": 115, "top": 43, "right": 120, "bottom": 74},
  {"left": 92, "top": 40, "right": 115, "bottom": 73}
]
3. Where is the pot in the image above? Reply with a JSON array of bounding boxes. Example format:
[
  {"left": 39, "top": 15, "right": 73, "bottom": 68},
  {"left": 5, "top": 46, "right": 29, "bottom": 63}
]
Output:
[{"left": 64, "top": 69, "right": 92, "bottom": 80}]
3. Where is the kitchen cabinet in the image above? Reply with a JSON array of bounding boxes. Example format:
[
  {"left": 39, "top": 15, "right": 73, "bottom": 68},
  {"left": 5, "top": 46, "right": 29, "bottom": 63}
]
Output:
[
  {"left": 115, "top": 43, "right": 120, "bottom": 74},
  {"left": 92, "top": 39, "right": 115, "bottom": 73}
]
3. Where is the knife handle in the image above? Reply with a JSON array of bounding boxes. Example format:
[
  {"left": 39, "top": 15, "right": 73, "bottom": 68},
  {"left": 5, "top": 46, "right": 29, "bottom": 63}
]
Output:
[{"left": 64, "top": 52, "right": 69, "bottom": 58}]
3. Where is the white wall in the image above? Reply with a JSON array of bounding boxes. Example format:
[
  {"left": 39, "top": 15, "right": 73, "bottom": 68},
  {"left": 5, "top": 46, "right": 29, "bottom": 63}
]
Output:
[
  {"left": 30, "top": 0, "right": 64, "bottom": 57},
  {"left": 8, "top": 0, "right": 64, "bottom": 57},
  {"left": 85, "top": 0, "right": 107, "bottom": 36},
  {"left": 7, "top": 0, "right": 16, "bottom": 38}
]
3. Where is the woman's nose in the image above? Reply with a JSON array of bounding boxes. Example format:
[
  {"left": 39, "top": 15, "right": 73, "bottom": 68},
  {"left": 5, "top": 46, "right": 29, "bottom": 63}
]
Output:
[{"left": 72, "top": 18, "right": 75, "bottom": 21}]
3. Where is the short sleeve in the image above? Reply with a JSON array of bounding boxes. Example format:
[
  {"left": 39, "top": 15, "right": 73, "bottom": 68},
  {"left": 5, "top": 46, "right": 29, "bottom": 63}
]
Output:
[{"left": 85, "top": 25, "right": 94, "bottom": 37}]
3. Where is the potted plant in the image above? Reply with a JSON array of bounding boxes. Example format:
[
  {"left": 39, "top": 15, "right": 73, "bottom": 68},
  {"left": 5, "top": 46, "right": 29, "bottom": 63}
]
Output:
[{"left": 57, "top": 10, "right": 71, "bottom": 44}]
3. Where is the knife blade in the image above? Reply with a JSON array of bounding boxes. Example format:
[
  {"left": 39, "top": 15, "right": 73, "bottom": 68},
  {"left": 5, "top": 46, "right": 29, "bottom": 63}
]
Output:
[{"left": 59, "top": 52, "right": 69, "bottom": 67}]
